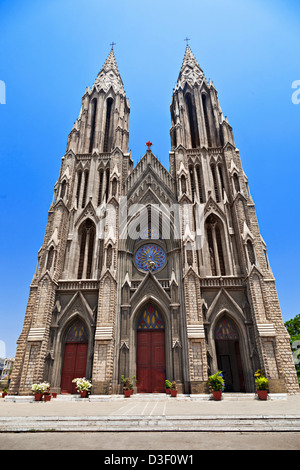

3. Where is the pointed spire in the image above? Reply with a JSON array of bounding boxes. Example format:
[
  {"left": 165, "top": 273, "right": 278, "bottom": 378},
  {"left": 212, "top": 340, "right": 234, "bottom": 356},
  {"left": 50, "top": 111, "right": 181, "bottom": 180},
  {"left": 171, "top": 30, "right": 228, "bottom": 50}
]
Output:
[
  {"left": 176, "top": 44, "right": 204, "bottom": 89},
  {"left": 93, "top": 47, "right": 125, "bottom": 95}
]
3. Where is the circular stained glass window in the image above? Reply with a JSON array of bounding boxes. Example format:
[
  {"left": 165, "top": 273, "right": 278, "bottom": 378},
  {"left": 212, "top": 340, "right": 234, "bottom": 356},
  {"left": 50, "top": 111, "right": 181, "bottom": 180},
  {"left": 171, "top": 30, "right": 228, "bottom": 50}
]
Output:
[{"left": 135, "top": 244, "right": 166, "bottom": 272}]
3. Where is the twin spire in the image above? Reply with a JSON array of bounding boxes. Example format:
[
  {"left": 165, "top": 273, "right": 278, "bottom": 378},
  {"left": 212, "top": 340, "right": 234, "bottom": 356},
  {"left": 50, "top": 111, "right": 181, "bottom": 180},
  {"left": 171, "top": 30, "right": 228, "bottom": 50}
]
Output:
[{"left": 92, "top": 43, "right": 204, "bottom": 94}]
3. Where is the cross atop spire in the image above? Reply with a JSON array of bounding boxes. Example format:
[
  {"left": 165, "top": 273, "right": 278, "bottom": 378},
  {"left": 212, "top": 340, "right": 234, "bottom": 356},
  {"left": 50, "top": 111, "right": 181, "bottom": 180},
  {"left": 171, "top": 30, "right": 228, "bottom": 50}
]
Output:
[
  {"left": 184, "top": 37, "right": 190, "bottom": 46},
  {"left": 110, "top": 41, "right": 116, "bottom": 50}
]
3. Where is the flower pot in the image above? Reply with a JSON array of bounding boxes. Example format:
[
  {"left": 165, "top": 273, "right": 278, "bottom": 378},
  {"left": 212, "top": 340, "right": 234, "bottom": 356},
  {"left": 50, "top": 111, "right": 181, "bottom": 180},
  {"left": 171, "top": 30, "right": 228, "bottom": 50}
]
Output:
[
  {"left": 212, "top": 390, "right": 222, "bottom": 401},
  {"left": 124, "top": 389, "right": 131, "bottom": 398},
  {"left": 52, "top": 392, "right": 57, "bottom": 398},
  {"left": 165, "top": 388, "right": 171, "bottom": 394},
  {"left": 2, "top": 392, "right": 7, "bottom": 399},
  {"left": 257, "top": 390, "right": 268, "bottom": 400},
  {"left": 170, "top": 389, "right": 177, "bottom": 397},
  {"left": 44, "top": 394, "right": 51, "bottom": 401},
  {"left": 34, "top": 393, "right": 43, "bottom": 401},
  {"left": 80, "top": 390, "right": 88, "bottom": 398}
]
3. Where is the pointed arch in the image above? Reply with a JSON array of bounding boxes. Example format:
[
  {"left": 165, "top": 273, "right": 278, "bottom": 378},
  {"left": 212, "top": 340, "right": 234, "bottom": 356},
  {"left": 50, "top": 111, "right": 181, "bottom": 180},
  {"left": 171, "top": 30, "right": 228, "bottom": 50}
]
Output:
[{"left": 201, "top": 93, "right": 212, "bottom": 147}]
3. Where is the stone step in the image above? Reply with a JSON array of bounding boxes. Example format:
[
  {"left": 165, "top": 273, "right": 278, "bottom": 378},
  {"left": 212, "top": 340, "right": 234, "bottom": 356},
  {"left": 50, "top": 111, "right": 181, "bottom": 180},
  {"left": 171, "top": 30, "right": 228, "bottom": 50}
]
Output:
[
  {"left": 0, "top": 414, "right": 299, "bottom": 432},
  {"left": 4, "top": 392, "right": 287, "bottom": 403}
]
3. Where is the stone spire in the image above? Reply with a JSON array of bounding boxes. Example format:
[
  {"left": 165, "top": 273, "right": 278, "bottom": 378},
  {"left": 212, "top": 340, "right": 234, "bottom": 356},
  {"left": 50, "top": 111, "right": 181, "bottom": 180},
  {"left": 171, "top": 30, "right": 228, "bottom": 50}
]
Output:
[
  {"left": 176, "top": 44, "right": 204, "bottom": 89},
  {"left": 93, "top": 47, "right": 125, "bottom": 95}
]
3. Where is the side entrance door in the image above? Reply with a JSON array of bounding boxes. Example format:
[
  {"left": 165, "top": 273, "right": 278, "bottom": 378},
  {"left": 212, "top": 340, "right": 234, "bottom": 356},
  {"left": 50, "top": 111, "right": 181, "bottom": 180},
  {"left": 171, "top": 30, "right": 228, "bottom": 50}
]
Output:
[
  {"left": 61, "top": 342, "right": 88, "bottom": 394},
  {"left": 137, "top": 330, "right": 165, "bottom": 393}
]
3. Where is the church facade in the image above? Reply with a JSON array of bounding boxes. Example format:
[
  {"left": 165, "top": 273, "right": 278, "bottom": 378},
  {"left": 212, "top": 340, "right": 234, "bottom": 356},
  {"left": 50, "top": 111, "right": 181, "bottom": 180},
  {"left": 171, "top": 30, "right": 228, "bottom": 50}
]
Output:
[{"left": 10, "top": 45, "right": 299, "bottom": 395}]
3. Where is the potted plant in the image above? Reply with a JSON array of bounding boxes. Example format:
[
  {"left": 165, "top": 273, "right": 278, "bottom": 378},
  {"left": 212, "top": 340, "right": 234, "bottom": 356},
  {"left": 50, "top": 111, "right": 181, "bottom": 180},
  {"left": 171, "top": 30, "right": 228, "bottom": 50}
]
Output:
[
  {"left": 165, "top": 380, "right": 172, "bottom": 394},
  {"left": 43, "top": 383, "right": 51, "bottom": 401},
  {"left": 254, "top": 369, "right": 269, "bottom": 400},
  {"left": 170, "top": 381, "right": 177, "bottom": 397},
  {"left": 121, "top": 375, "right": 133, "bottom": 397},
  {"left": 207, "top": 371, "right": 225, "bottom": 400},
  {"left": 72, "top": 377, "right": 92, "bottom": 397},
  {"left": 1, "top": 388, "right": 8, "bottom": 399},
  {"left": 31, "top": 382, "right": 50, "bottom": 401}
]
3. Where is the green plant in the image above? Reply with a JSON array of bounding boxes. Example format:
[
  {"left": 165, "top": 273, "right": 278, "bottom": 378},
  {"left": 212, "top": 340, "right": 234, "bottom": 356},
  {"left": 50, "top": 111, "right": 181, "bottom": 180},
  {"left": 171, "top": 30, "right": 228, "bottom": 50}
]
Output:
[
  {"left": 165, "top": 380, "right": 172, "bottom": 389},
  {"left": 254, "top": 369, "right": 264, "bottom": 378},
  {"left": 121, "top": 375, "right": 137, "bottom": 391},
  {"left": 255, "top": 376, "right": 269, "bottom": 391},
  {"left": 72, "top": 378, "right": 92, "bottom": 392},
  {"left": 207, "top": 371, "right": 225, "bottom": 391}
]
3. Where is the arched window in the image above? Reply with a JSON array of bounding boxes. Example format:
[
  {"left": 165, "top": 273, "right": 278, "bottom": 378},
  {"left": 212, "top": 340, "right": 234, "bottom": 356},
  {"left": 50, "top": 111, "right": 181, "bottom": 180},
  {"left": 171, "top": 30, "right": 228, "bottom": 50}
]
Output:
[
  {"left": 233, "top": 173, "right": 240, "bottom": 193},
  {"left": 189, "top": 166, "right": 196, "bottom": 202},
  {"left": 77, "top": 219, "right": 96, "bottom": 279},
  {"left": 111, "top": 177, "right": 117, "bottom": 197},
  {"left": 218, "top": 165, "right": 225, "bottom": 197},
  {"left": 98, "top": 170, "right": 104, "bottom": 206},
  {"left": 185, "top": 93, "right": 199, "bottom": 148},
  {"left": 211, "top": 165, "right": 220, "bottom": 203},
  {"left": 46, "top": 246, "right": 55, "bottom": 271},
  {"left": 89, "top": 98, "right": 97, "bottom": 153},
  {"left": 181, "top": 175, "right": 187, "bottom": 194},
  {"left": 103, "top": 98, "right": 113, "bottom": 152},
  {"left": 196, "top": 165, "right": 205, "bottom": 203},
  {"left": 202, "top": 94, "right": 212, "bottom": 147},
  {"left": 246, "top": 240, "right": 256, "bottom": 266},
  {"left": 206, "top": 214, "right": 226, "bottom": 276},
  {"left": 105, "top": 168, "right": 110, "bottom": 202},
  {"left": 76, "top": 171, "right": 82, "bottom": 205},
  {"left": 81, "top": 171, "right": 89, "bottom": 208},
  {"left": 60, "top": 180, "right": 67, "bottom": 200}
]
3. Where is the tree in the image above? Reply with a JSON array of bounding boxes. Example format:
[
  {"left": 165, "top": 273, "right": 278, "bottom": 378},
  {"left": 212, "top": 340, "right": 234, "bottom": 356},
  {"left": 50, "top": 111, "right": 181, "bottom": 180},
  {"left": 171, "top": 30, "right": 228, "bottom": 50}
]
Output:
[{"left": 284, "top": 314, "right": 300, "bottom": 385}]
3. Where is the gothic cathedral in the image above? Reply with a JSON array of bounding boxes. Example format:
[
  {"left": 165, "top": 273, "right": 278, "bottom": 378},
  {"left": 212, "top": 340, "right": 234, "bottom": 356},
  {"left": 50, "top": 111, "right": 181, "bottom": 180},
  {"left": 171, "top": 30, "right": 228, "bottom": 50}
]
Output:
[{"left": 10, "top": 45, "right": 299, "bottom": 395}]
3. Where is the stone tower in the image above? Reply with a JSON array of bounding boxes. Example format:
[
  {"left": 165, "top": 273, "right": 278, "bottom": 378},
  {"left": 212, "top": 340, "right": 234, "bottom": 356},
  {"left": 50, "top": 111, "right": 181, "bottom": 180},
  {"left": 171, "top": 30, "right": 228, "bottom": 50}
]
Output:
[{"left": 10, "top": 45, "right": 298, "bottom": 396}]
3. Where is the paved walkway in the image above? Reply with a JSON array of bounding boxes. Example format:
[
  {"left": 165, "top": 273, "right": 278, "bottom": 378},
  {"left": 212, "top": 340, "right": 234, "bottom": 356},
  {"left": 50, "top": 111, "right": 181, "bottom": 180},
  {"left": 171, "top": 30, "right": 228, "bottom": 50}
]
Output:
[{"left": 1, "top": 393, "right": 300, "bottom": 450}]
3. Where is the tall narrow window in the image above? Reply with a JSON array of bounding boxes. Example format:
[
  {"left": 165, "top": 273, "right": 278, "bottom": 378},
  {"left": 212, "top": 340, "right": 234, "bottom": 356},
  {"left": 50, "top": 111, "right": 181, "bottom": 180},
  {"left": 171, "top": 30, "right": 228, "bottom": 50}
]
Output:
[
  {"left": 98, "top": 170, "right": 104, "bottom": 206},
  {"left": 105, "top": 168, "right": 110, "bottom": 202},
  {"left": 247, "top": 240, "right": 256, "bottom": 266},
  {"left": 89, "top": 98, "right": 97, "bottom": 153},
  {"left": 185, "top": 93, "right": 199, "bottom": 148},
  {"left": 202, "top": 94, "right": 212, "bottom": 147},
  {"left": 81, "top": 171, "right": 89, "bottom": 208},
  {"left": 196, "top": 165, "right": 205, "bottom": 203},
  {"left": 181, "top": 175, "right": 187, "bottom": 194},
  {"left": 215, "top": 225, "right": 226, "bottom": 275},
  {"left": 78, "top": 219, "right": 96, "bottom": 279},
  {"left": 189, "top": 166, "right": 195, "bottom": 202},
  {"left": 60, "top": 180, "right": 67, "bottom": 200},
  {"left": 76, "top": 171, "right": 82, "bottom": 205},
  {"left": 218, "top": 165, "right": 225, "bottom": 199},
  {"left": 211, "top": 165, "right": 220, "bottom": 203},
  {"left": 46, "top": 246, "right": 55, "bottom": 271},
  {"left": 233, "top": 173, "right": 240, "bottom": 193},
  {"left": 103, "top": 98, "right": 113, "bottom": 152},
  {"left": 206, "top": 215, "right": 227, "bottom": 276},
  {"left": 207, "top": 225, "right": 217, "bottom": 276}
]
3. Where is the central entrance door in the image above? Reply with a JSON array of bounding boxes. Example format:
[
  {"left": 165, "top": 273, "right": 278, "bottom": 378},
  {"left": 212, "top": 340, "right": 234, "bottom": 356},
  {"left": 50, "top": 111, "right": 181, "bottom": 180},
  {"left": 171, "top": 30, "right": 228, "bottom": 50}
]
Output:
[
  {"left": 136, "top": 304, "right": 165, "bottom": 393},
  {"left": 214, "top": 316, "right": 245, "bottom": 392},
  {"left": 61, "top": 321, "right": 88, "bottom": 394}
]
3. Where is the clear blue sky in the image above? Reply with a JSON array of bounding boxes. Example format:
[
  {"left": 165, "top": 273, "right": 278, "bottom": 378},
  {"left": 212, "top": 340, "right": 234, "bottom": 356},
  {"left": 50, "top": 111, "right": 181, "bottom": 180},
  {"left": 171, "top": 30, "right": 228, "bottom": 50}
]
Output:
[{"left": 0, "top": 0, "right": 300, "bottom": 357}]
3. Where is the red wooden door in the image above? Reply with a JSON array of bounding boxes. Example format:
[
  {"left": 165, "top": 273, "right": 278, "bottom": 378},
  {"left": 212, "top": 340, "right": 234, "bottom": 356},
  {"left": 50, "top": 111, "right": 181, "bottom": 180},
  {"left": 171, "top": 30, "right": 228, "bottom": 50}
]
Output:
[
  {"left": 137, "top": 330, "right": 165, "bottom": 393},
  {"left": 61, "top": 343, "right": 88, "bottom": 393}
]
